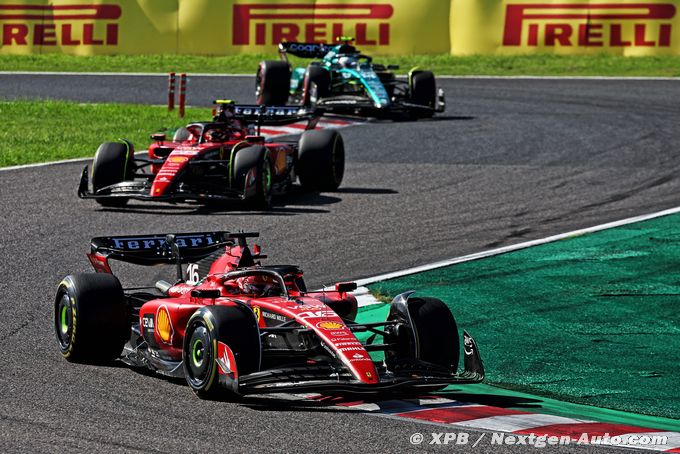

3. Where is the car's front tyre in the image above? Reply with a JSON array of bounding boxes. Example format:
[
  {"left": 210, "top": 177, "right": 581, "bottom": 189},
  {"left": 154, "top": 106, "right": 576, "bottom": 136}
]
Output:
[
  {"left": 232, "top": 145, "right": 273, "bottom": 210},
  {"left": 183, "top": 306, "right": 261, "bottom": 399},
  {"left": 297, "top": 129, "right": 345, "bottom": 191},
  {"left": 409, "top": 70, "right": 437, "bottom": 118},
  {"left": 91, "top": 141, "right": 134, "bottom": 207}
]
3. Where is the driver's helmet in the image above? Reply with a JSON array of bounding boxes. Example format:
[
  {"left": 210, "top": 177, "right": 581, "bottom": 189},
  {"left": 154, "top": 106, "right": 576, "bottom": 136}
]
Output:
[
  {"left": 220, "top": 102, "right": 236, "bottom": 119},
  {"left": 237, "top": 275, "right": 280, "bottom": 297},
  {"left": 204, "top": 127, "right": 228, "bottom": 142},
  {"left": 337, "top": 56, "right": 356, "bottom": 68}
]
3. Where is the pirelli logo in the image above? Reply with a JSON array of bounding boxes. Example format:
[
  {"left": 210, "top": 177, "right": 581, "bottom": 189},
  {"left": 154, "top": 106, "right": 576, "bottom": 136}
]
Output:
[
  {"left": 232, "top": 3, "right": 393, "bottom": 46},
  {"left": 503, "top": 3, "right": 676, "bottom": 47},
  {"left": 0, "top": 4, "right": 121, "bottom": 46}
]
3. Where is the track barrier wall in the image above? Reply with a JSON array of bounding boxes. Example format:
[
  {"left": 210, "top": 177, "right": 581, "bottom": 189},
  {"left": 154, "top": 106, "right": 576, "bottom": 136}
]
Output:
[{"left": 1, "top": 0, "right": 679, "bottom": 56}]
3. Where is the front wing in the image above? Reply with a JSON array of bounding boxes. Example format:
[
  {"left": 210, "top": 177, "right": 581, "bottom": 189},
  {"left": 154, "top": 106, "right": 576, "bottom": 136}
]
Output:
[
  {"left": 77, "top": 166, "right": 245, "bottom": 203},
  {"left": 316, "top": 91, "right": 446, "bottom": 118},
  {"left": 236, "top": 331, "right": 484, "bottom": 395},
  {"left": 122, "top": 328, "right": 484, "bottom": 395}
]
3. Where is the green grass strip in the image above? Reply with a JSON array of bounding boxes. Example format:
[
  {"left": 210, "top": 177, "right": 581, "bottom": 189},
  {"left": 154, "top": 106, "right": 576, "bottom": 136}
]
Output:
[
  {"left": 368, "top": 213, "right": 680, "bottom": 419},
  {"left": 356, "top": 304, "right": 680, "bottom": 430},
  {"left": 0, "top": 100, "right": 211, "bottom": 167},
  {"left": 1, "top": 53, "right": 679, "bottom": 77}
]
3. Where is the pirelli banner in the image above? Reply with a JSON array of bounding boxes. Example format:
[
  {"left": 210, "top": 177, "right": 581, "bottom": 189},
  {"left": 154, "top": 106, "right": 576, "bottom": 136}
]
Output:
[
  {"left": 0, "top": 0, "right": 449, "bottom": 55},
  {"left": 1, "top": 0, "right": 679, "bottom": 56},
  {"left": 451, "top": 0, "right": 680, "bottom": 55}
]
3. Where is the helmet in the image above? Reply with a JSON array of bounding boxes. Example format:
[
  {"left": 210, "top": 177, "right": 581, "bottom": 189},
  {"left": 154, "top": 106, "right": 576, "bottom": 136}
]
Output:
[
  {"left": 204, "top": 128, "right": 227, "bottom": 142},
  {"left": 337, "top": 56, "right": 355, "bottom": 68},
  {"left": 237, "top": 275, "right": 280, "bottom": 297}
]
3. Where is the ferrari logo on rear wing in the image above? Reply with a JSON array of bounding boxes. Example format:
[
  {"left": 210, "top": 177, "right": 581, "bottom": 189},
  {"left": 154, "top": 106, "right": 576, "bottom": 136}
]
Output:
[
  {"left": 214, "top": 100, "right": 322, "bottom": 131},
  {"left": 89, "top": 232, "right": 233, "bottom": 267}
]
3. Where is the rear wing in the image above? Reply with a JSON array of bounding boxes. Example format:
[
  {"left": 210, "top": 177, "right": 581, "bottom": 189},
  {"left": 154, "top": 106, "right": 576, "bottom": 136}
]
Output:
[
  {"left": 278, "top": 42, "right": 329, "bottom": 59},
  {"left": 214, "top": 101, "right": 322, "bottom": 131},
  {"left": 87, "top": 231, "right": 235, "bottom": 272}
]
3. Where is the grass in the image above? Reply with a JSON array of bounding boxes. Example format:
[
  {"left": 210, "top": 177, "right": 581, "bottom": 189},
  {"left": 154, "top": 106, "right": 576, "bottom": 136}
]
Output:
[
  {"left": 367, "top": 215, "right": 680, "bottom": 419},
  {"left": 1, "top": 53, "right": 679, "bottom": 77},
  {"left": 0, "top": 100, "right": 211, "bottom": 167}
]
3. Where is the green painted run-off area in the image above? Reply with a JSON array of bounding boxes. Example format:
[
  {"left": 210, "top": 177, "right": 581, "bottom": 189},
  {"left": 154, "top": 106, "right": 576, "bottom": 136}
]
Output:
[{"left": 365, "top": 212, "right": 680, "bottom": 423}]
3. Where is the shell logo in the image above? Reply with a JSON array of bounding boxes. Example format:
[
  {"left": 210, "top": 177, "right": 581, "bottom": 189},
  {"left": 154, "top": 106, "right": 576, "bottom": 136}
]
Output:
[
  {"left": 156, "top": 306, "right": 173, "bottom": 343},
  {"left": 316, "top": 321, "right": 344, "bottom": 330}
]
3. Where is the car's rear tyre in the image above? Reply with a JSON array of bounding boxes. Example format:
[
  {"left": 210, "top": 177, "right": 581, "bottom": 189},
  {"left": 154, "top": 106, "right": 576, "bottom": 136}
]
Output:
[
  {"left": 408, "top": 297, "right": 460, "bottom": 371},
  {"left": 183, "top": 305, "right": 261, "bottom": 399},
  {"left": 232, "top": 145, "right": 273, "bottom": 210},
  {"left": 255, "top": 61, "right": 291, "bottom": 106},
  {"left": 409, "top": 70, "right": 436, "bottom": 118},
  {"left": 54, "top": 273, "right": 128, "bottom": 363},
  {"left": 91, "top": 141, "right": 133, "bottom": 207},
  {"left": 297, "top": 129, "right": 344, "bottom": 191},
  {"left": 302, "top": 64, "right": 331, "bottom": 106}
]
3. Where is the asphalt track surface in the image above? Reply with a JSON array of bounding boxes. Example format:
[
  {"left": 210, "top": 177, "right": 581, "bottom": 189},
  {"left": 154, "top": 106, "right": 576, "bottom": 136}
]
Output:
[{"left": 1, "top": 74, "right": 679, "bottom": 453}]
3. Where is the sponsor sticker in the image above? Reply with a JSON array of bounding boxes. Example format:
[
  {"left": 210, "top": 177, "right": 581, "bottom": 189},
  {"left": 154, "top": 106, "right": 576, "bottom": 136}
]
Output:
[
  {"left": 110, "top": 233, "right": 216, "bottom": 251},
  {"left": 252, "top": 306, "right": 262, "bottom": 323},
  {"left": 334, "top": 341, "right": 362, "bottom": 347},
  {"left": 463, "top": 332, "right": 474, "bottom": 356},
  {"left": 316, "top": 321, "right": 344, "bottom": 330},
  {"left": 263, "top": 311, "right": 287, "bottom": 322},
  {"left": 339, "top": 346, "right": 364, "bottom": 352},
  {"left": 298, "top": 310, "right": 336, "bottom": 319},
  {"left": 142, "top": 314, "right": 154, "bottom": 329}
]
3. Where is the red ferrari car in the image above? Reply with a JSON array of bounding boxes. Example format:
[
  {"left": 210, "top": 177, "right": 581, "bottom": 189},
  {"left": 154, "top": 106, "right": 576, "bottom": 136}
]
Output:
[
  {"left": 54, "top": 231, "right": 484, "bottom": 399},
  {"left": 78, "top": 101, "right": 345, "bottom": 209}
]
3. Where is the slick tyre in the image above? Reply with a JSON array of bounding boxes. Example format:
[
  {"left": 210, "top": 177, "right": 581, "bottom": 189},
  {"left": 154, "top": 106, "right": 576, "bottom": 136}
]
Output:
[
  {"left": 408, "top": 297, "right": 460, "bottom": 371},
  {"left": 54, "top": 273, "right": 128, "bottom": 364},
  {"left": 183, "top": 306, "right": 261, "bottom": 399},
  {"left": 302, "top": 64, "right": 331, "bottom": 106},
  {"left": 232, "top": 145, "right": 273, "bottom": 210},
  {"left": 91, "top": 141, "right": 133, "bottom": 207},
  {"left": 297, "top": 129, "right": 345, "bottom": 191},
  {"left": 255, "top": 61, "right": 291, "bottom": 106},
  {"left": 409, "top": 70, "right": 436, "bottom": 118}
]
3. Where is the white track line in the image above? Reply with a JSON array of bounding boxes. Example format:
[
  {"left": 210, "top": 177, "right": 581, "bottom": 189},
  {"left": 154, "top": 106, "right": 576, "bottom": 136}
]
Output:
[
  {"left": 0, "top": 156, "right": 94, "bottom": 172},
  {"left": 454, "top": 414, "right": 591, "bottom": 432},
  {"left": 354, "top": 205, "right": 680, "bottom": 289},
  {"left": 0, "top": 71, "right": 248, "bottom": 77},
  {"left": 0, "top": 71, "right": 676, "bottom": 81},
  {"left": 436, "top": 75, "right": 679, "bottom": 81}
]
